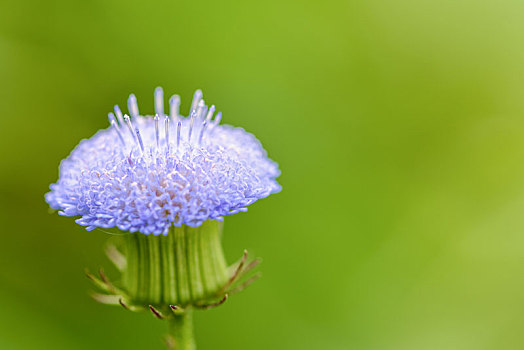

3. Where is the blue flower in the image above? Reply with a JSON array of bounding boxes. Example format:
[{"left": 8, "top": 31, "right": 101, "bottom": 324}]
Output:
[{"left": 46, "top": 88, "right": 281, "bottom": 235}]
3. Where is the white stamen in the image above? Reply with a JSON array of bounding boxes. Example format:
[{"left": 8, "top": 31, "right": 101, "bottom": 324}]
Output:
[
  {"left": 154, "top": 87, "right": 164, "bottom": 116},
  {"left": 154, "top": 115, "right": 160, "bottom": 149},
  {"left": 124, "top": 114, "right": 139, "bottom": 147},
  {"left": 188, "top": 111, "right": 196, "bottom": 143},
  {"left": 135, "top": 129, "right": 145, "bottom": 153},
  {"left": 169, "top": 95, "right": 180, "bottom": 120},
  {"left": 209, "top": 112, "right": 222, "bottom": 137},
  {"left": 213, "top": 112, "right": 222, "bottom": 126},
  {"left": 164, "top": 116, "right": 170, "bottom": 154},
  {"left": 196, "top": 100, "right": 205, "bottom": 120},
  {"left": 189, "top": 89, "right": 203, "bottom": 116},
  {"left": 198, "top": 121, "right": 208, "bottom": 145},
  {"left": 114, "top": 105, "right": 124, "bottom": 125},
  {"left": 205, "top": 105, "right": 215, "bottom": 123},
  {"left": 128, "top": 94, "right": 139, "bottom": 119},
  {"left": 201, "top": 105, "right": 208, "bottom": 120},
  {"left": 176, "top": 121, "right": 181, "bottom": 149},
  {"left": 108, "top": 113, "right": 126, "bottom": 146},
  {"left": 108, "top": 112, "right": 117, "bottom": 125}
]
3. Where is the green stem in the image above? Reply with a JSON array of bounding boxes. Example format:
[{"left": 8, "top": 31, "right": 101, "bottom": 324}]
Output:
[{"left": 168, "top": 310, "right": 195, "bottom": 350}]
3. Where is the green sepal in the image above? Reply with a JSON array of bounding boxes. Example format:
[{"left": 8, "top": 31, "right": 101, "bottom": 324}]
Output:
[{"left": 86, "top": 220, "right": 261, "bottom": 317}]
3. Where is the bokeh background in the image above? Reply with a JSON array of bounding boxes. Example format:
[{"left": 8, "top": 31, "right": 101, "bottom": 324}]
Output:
[{"left": 1, "top": 0, "right": 524, "bottom": 349}]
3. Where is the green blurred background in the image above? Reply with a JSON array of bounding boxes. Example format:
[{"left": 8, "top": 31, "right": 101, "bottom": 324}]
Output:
[{"left": 1, "top": 0, "right": 524, "bottom": 349}]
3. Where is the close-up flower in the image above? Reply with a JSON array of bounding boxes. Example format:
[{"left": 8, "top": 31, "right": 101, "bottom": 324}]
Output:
[
  {"left": 44, "top": 88, "right": 281, "bottom": 349},
  {"left": 3, "top": 1, "right": 523, "bottom": 349},
  {"left": 46, "top": 87, "right": 281, "bottom": 235}
]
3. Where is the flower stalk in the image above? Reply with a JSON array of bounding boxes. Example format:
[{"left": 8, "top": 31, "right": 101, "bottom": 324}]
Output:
[{"left": 167, "top": 311, "right": 195, "bottom": 350}]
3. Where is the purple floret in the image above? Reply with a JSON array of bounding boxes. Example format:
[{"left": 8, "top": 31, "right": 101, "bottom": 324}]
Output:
[{"left": 46, "top": 89, "right": 281, "bottom": 235}]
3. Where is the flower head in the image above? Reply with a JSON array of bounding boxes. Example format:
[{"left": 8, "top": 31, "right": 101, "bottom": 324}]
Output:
[{"left": 46, "top": 88, "right": 281, "bottom": 235}]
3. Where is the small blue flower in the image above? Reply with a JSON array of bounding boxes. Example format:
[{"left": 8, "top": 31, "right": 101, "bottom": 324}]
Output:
[{"left": 46, "top": 88, "right": 281, "bottom": 235}]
